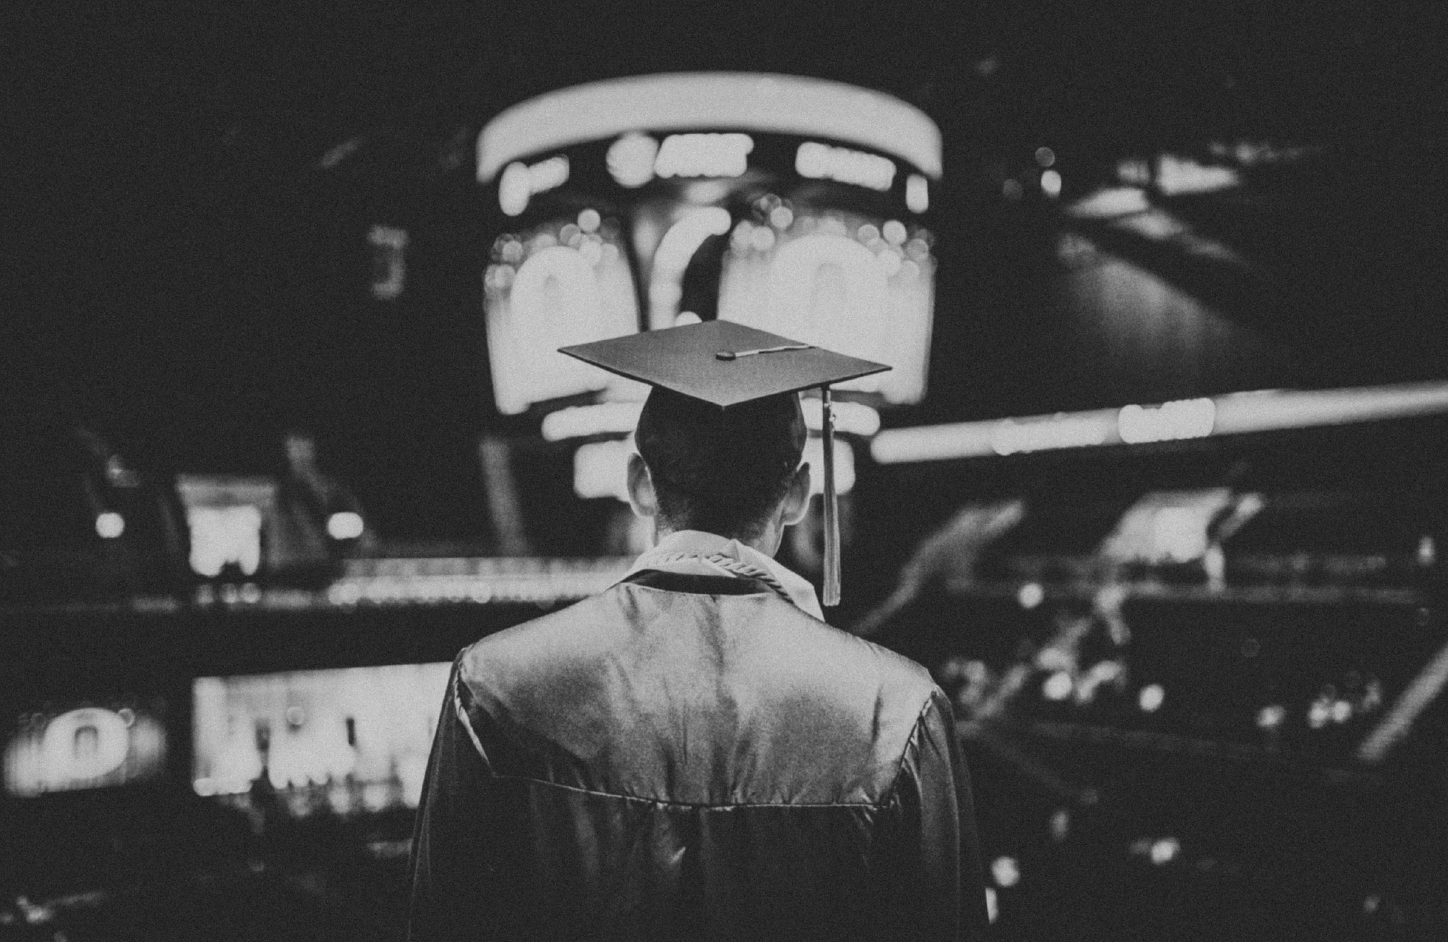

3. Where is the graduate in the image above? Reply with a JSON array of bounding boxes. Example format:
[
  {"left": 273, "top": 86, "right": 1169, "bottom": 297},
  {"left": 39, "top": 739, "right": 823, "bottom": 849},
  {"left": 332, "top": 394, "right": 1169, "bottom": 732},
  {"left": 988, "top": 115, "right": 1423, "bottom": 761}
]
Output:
[{"left": 408, "top": 320, "right": 987, "bottom": 941}]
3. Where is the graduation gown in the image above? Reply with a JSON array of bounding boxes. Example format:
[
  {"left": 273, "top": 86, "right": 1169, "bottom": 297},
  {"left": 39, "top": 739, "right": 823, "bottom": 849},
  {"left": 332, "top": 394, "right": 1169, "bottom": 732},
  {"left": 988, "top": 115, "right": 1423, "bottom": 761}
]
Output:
[{"left": 407, "top": 566, "right": 989, "bottom": 941}]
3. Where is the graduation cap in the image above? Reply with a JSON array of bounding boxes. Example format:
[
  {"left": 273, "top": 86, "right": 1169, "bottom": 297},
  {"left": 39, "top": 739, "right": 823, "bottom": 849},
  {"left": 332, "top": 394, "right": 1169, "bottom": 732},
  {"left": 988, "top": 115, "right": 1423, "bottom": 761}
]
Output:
[{"left": 560, "top": 319, "right": 889, "bottom": 606}]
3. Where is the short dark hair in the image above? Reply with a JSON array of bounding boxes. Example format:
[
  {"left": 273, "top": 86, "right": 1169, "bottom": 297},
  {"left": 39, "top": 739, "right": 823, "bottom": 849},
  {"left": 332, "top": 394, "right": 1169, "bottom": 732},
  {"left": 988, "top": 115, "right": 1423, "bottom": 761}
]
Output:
[{"left": 635, "top": 388, "right": 806, "bottom": 541}]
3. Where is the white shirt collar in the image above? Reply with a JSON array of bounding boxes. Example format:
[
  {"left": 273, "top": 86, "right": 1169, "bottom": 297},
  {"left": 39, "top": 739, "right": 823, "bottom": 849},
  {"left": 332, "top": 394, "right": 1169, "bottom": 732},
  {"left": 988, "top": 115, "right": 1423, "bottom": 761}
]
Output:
[{"left": 626, "top": 529, "right": 825, "bottom": 621}]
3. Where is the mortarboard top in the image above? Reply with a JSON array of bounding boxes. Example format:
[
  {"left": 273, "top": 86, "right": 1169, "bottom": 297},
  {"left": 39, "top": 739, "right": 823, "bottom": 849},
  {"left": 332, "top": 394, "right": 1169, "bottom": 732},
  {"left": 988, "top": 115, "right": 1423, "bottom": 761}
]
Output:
[
  {"left": 558, "top": 320, "right": 888, "bottom": 409},
  {"left": 560, "top": 320, "right": 889, "bottom": 608}
]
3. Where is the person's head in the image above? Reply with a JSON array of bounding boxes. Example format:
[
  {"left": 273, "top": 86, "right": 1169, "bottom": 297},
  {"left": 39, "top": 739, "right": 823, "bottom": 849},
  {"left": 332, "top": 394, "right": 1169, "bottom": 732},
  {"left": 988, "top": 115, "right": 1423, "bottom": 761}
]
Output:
[{"left": 626, "top": 387, "right": 811, "bottom": 553}]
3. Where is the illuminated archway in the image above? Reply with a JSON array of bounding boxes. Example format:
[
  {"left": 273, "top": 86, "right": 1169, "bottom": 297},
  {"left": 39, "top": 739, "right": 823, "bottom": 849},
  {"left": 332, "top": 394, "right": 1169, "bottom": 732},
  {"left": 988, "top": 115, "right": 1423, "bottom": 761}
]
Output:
[
  {"left": 491, "top": 245, "right": 609, "bottom": 414},
  {"left": 41, "top": 708, "right": 130, "bottom": 784},
  {"left": 765, "top": 234, "right": 889, "bottom": 372},
  {"left": 511, "top": 246, "right": 604, "bottom": 340}
]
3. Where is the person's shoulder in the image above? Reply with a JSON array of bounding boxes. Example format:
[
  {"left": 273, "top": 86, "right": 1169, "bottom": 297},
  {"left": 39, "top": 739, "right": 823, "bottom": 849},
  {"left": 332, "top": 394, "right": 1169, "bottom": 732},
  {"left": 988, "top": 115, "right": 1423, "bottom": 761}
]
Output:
[
  {"left": 764, "top": 597, "right": 939, "bottom": 702},
  {"left": 457, "top": 584, "right": 630, "bottom": 680},
  {"left": 858, "top": 631, "right": 939, "bottom": 695}
]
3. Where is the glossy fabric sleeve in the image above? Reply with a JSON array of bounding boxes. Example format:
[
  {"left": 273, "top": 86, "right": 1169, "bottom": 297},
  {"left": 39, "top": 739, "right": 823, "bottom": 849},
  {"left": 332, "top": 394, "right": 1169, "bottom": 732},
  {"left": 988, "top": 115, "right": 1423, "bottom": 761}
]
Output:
[
  {"left": 877, "top": 688, "right": 990, "bottom": 942},
  {"left": 407, "top": 661, "right": 501, "bottom": 942}
]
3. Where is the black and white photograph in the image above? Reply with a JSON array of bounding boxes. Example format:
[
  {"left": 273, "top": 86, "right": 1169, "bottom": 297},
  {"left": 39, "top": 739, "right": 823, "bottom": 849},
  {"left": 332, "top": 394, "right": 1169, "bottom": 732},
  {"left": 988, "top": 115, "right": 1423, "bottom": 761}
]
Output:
[{"left": 5, "top": 2, "right": 1445, "bottom": 939}]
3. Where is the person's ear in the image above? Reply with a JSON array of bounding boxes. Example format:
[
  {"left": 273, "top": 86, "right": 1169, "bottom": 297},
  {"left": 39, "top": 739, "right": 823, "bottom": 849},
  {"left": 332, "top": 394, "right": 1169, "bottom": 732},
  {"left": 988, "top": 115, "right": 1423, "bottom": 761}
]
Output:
[
  {"left": 780, "top": 462, "right": 812, "bottom": 526},
  {"left": 626, "top": 452, "right": 657, "bottom": 520}
]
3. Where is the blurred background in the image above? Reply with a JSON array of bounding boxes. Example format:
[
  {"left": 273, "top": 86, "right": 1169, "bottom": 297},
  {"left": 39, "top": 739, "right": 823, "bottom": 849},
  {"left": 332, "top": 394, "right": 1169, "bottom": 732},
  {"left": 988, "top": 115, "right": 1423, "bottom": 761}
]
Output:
[{"left": 5, "top": 2, "right": 1447, "bottom": 939}]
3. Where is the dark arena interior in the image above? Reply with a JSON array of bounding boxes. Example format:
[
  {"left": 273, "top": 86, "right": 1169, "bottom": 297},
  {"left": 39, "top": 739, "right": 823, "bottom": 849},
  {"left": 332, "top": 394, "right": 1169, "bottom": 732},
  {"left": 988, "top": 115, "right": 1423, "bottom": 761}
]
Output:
[{"left": 6, "top": 3, "right": 1447, "bottom": 939}]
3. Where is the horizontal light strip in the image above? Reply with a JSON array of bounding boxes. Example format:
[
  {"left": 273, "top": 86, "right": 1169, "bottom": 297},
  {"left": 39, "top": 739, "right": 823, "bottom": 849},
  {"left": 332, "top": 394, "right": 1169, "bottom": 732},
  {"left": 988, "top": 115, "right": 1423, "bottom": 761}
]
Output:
[
  {"left": 542, "top": 403, "right": 642, "bottom": 441},
  {"left": 801, "top": 400, "right": 882, "bottom": 437},
  {"left": 871, "top": 380, "right": 1448, "bottom": 464},
  {"left": 332, "top": 557, "right": 635, "bottom": 605},
  {"left": 326, "top": 571, "right": 630, "bottom": 606},
  {"left": 541, "top": 399, "right": 884, "bottom": 442},
  {"left": 343, "top": 556, "right": 633, "bottom": 579},
  {"left": 478, "top": 72, "right": 942, "bottom": 182},
  {"left": 1213, "top": 382, "right": 1448, "bottom": 434}
]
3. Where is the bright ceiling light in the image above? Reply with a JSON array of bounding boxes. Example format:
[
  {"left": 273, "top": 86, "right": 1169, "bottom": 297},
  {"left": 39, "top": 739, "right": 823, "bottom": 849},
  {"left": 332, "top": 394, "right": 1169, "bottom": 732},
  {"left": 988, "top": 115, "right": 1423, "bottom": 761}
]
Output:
[
  {"left": 607, "top": 133, "right": 658, "bottom": 188},
  {"left": 327, "top": 512, "right": 365, "bottom": 540},
  {"left": 480, "top": 73, "right": 942, "bottom": 182},
  {"left": 95, "top": 512, "right": 125, "bottom": 539}
]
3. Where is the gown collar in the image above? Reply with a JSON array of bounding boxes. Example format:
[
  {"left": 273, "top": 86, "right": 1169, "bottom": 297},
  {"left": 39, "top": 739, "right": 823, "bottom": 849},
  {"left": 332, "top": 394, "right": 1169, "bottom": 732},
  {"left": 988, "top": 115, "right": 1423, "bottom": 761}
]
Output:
[{"left": 626, "top": 529, "right": 825, "bottom": 621}]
